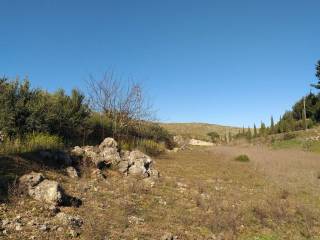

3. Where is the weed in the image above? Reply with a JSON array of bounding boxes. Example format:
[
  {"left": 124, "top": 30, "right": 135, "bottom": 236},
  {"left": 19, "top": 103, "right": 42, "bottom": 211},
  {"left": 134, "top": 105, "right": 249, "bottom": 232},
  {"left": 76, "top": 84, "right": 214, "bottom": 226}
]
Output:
[{"left": 234, "top": 154, "right": 250, "bottom": 162}]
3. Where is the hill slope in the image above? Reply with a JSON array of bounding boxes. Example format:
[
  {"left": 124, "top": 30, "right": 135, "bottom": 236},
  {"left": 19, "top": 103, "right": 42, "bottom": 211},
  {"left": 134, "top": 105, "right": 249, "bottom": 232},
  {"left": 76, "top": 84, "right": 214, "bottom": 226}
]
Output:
[{"left": 160, "top": 122, "right": 241, "bottom": 141}]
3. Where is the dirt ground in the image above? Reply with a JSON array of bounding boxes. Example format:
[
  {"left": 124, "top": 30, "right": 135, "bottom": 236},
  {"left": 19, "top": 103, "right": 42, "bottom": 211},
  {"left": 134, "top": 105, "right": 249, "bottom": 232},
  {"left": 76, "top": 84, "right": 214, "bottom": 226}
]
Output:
[{"left": 1, "top": 146, "right": 320, "bottom": 239}]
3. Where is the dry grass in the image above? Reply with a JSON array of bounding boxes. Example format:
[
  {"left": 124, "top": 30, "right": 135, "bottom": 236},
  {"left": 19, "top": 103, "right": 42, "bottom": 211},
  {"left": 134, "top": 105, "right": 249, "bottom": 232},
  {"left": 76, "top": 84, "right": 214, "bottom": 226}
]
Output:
[{"left": 1, "top": 146, "right": 320, "bottom": 239}]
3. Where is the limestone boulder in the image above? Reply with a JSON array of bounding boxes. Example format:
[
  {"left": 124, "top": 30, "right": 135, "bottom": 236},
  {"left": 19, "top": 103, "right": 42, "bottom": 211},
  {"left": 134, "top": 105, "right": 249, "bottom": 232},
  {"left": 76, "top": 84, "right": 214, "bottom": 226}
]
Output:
[
  {"left": 19, "top": 172, "right": 45, "bottom": 188},
  {"left": 66, "top": 167, "right": 79, "bottom": 179},
  {"left": 29, "top": 180, "right": 64, "bottom": 206},
  {"left": 99, "top": 137, "right": 118, "bottom": 150}
]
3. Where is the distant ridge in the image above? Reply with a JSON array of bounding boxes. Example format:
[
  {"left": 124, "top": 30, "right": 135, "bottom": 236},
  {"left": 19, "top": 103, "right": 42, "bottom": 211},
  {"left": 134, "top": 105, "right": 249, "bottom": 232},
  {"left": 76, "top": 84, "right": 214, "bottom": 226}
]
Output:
[{"left": 160, "top": 122, "right": 241, "bottom": 141}]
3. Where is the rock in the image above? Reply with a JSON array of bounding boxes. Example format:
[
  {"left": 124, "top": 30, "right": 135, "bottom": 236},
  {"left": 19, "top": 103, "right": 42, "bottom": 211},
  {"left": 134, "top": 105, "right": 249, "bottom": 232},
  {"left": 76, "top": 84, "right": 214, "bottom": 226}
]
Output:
[
  {"left": 48, "top": 205, "right": 60, "bottom": 215},
  {"left": 69, "top": 229, "right": 80, "bottom": 237},
  {"left": 71, "top": 146, "right": 84, "bottom": 156},
  {"left": 29, "top": 180, "right": 64, "bottom": 206},
  {"left": 173, "top": 135, "right": 185, "bottom": 147},
  {"left": 19, "top": 172, "right": 45, "bottom": 188},
  {"left": 66, "top": 167, "right": 79, "bottom": 179},
  {"left": 161, "top": 233, "right": 178, "bottom": 240},
  {"left": 2, "top": 219, "right": 9, "bottom": 227},
  {"left": 127, "top": 150, "right": 153, "bottom": 177},
  {"left": 128, "top": 164, "right": 148, "bottom": 177},
  {"left": 39, "top": 224, "right": 49, "bottom": 232},
  {"left": 99, "top": 147, "right": 121, "bottom": 165},
  {"left": 55, "top": 212, "right": 83, "bottom": 228},
  {"left": 91, "top": 169, "right": 106, "bottom": 180},
  {"left": 99, "top": 138, "right": 118, "bottom": 150},
  {"left": 189, "top": 139, "right": 213, "bottom": 146},
  {"left": 15, "top": 223, "right": 22, "bottom": 231},
  {"left": 117, "top": 160, "right": 129, "bottom": 173},
  {"left": 148, "top": 169, "right": 160, "bottom": 179},
  {"left": 173, "top": 147, "right": 180, "bottom": 153},
  {"left": 127, "top": 215, "right": 144, "bottom": 225}
]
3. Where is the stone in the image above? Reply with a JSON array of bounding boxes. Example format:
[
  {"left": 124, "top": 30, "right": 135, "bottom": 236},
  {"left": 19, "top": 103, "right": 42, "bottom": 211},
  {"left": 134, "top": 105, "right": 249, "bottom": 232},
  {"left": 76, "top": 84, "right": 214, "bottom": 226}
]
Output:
[
  {"left": 29, "top": 180, "right": 64, "bottom": 206},
  {"left": 127, "top": 150, "right": 153, "bottom": 177},
  {"left": 48, "top": 205, "right": 60, "bottom": 215},
  {"left": 19, "top": 172, "right": 45, "bottom": 188},
  {"left": 69, "top": 229, "right": 79, "bottom": 237},
  {"left": 173, "top": 135, "right": 185, "bottom": 147},
  {"left": 99, "top": 147, "right": 121, "bottom": 165},
  {"left": 71, "top": 146, "right": 84, "bottom": 156},
  {"left": 189, "top": 139, "right": 213, "bottom": 146},
  {"left": 161, "top": 233, "right": 178, "bottom": 240},
  {"left": 39, "top": 224, "right": 49, "bottom": 232},
  {"left": 117, "top": 160, "right": 129, "bottom": 173},
  {"left": 91, "top": 169, "right": 106, "bottom": 180},
  {"left": 148, "top": 169, "right": 160, "bottom": 178},
  {"left": 99, "top": 137, "right": 118, "bottom": 150},
  {"left": 55, "top": 212, "right": 83, "bottom": 228},
  {"left": 15, "top": 223, "right": 22, "bottom": 231},
  {"left": 66, "top": 167, "right": 79, "bottom": 179}
]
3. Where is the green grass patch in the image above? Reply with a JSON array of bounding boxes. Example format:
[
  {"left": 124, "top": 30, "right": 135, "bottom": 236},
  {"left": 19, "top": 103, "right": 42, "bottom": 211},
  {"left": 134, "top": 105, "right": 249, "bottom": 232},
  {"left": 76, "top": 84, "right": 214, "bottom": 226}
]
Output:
[
  {"left": 0, "top": 133, "right": 63, "bottom": 154},
  {"left": 234, "top": 154, "right": 250, "bottom": 162},
  {"left": 272, "top": 139, "right": 320, "bottom": 153},
  {"left": 272, "top": 139, "right": 302, "bottom": 150}
]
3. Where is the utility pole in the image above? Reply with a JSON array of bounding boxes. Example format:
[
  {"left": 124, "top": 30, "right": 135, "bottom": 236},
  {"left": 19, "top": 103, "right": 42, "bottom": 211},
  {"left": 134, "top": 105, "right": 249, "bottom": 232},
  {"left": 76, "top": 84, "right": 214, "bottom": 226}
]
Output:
[{"left": 303, "top": 96, "right": 307, "bottom": 131}]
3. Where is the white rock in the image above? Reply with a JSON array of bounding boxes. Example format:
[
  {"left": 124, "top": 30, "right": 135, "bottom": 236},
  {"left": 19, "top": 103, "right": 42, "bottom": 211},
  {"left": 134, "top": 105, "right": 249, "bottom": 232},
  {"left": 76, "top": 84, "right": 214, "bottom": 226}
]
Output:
[
  {"left": 29, "top": 180, "right": 64, "bottom": 206},
  {"left": 99, "top": 138, "right": 118, "bottom": 150},
  {"left": 66, "top": 167, "right": 79, "bottom": 179}
]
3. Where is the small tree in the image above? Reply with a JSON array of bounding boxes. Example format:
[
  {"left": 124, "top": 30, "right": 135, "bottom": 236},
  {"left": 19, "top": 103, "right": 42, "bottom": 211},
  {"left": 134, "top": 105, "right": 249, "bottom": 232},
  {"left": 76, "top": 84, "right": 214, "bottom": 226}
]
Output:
[
  {"left": 270, "top": 116, "right": 275, "bottom": 134},
  {"left": 228, "top": 131, "right": 232, "bottom": 142},
  {"left": 87, "top": 71, "right": 154, "bottom": 140},
  {"left": 207, "top": 131, "right": 220, "bottom": 143},
  {"left": 259, "top": 122, "right": 266, "bottom": 136},
  {"left": 246, "top": 127, "right": 252, "bottom": 140},
  {"left": 311, "top": 60, "right": 320, "bottom": 89},
  {"left": 253, "top": 124, "right": 257, "bottom": 138}
]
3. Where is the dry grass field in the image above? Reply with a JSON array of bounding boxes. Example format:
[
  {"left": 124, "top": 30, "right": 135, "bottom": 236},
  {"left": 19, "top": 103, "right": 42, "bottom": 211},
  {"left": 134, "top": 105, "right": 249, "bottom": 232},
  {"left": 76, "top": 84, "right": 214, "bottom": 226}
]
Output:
[{"left": 1, "top": 144, "right": 320, "bottom": 239}]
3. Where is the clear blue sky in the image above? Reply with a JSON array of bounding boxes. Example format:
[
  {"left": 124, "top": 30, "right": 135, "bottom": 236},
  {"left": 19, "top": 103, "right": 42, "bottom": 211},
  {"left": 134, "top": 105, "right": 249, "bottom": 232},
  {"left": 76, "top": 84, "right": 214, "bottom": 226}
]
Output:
[{"left": 1, "top": 0, "right": 319, "bottom": 127}]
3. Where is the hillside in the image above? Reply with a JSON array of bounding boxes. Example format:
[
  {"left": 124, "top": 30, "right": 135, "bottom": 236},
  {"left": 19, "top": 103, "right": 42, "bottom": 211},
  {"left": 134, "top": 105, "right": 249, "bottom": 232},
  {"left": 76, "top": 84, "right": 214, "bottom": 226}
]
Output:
[{"left": 160, "top": 122, "right": 241, "bottom": 141}]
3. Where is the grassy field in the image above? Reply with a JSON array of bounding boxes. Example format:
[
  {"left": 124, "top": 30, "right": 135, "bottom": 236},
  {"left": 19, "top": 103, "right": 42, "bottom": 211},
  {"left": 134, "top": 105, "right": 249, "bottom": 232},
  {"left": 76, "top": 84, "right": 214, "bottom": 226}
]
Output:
[
  {"left": 160, "top": 122, "right": 241, "bottom": 141},
  {"left": 2, "top": 144, "right": 320, "bottom": 239}
]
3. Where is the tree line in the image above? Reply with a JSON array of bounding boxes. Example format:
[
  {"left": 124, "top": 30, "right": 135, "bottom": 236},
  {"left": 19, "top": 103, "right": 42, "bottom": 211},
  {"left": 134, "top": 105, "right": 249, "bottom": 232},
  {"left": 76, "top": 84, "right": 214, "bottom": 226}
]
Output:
[
  {"left": 0, "top": 74, "right": 173, "bottom": 151},
  {"left": 234, "top": 60, "right": 320, "bottom": 140}
]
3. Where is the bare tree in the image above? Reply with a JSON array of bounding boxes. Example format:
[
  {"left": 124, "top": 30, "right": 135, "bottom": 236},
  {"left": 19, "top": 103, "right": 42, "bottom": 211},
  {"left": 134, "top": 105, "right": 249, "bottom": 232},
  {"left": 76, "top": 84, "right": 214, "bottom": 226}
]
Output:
[{"left": 86, "top": 71, "right": 155, "bottom": 139}]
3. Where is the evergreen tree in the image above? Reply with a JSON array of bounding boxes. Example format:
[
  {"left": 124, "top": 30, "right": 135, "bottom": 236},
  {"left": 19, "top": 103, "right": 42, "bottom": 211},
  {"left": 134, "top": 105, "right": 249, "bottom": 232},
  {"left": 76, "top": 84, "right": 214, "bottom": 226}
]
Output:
[
  {"left": 253, "top": 124, "right": 257, "bottom": 138},
  {"left": 270, "top": 116, "right": 275, "bottom": 134},
  {"left": 311, "top": 60, "right": 320, "bottom": 89},
  {"left": 260, "top": 122, "right": 266, "bottom": 136},
  {"left": 228, "top": 132, "right": 232, "bottom": 142},
  {"left": 246, "top": 127, "right": 252, "bottom": 140}
]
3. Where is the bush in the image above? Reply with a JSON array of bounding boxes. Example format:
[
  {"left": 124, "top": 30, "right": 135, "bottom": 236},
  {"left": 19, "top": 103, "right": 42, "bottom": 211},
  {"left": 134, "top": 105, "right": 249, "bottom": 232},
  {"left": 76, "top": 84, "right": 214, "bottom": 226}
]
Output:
[
  {"left": 136, "top": 139, "right": 166, "bottom": 156},
  {"left": 0, "top": 133, "right": 63, "bottom": 154},
  {"left": 234, "top": 154, "right": 250, "bottom": 162},
  {"left": 283, "top": 132, "right": 296, "bottom": 140}
]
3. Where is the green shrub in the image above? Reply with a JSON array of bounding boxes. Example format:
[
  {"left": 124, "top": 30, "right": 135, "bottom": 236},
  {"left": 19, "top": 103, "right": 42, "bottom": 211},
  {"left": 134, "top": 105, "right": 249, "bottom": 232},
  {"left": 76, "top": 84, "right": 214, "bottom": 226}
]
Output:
[
  {"left": 136, "top": 139, "right": 166, "bottom": 156},
  {"left": 0, "top": 133, "right": 63, "bottom": 154},
  {"left": 283, "top": 132, "right": 297, "bottom": 140},
  {"left": 234, "top": 154, "right": 250, "bottom": 162}
]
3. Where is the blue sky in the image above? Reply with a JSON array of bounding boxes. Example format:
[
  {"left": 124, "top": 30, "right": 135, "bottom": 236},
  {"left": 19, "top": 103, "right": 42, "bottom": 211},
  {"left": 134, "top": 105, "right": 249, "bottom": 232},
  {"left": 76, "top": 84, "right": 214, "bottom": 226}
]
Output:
[{"left": 1, "top": 0, "right": 319, "bottom": 127}]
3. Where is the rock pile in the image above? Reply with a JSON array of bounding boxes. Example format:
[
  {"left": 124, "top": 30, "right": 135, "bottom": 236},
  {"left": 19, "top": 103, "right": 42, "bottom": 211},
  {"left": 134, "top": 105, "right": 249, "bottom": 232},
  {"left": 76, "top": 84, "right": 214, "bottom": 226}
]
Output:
[{"left": 72, "top": 137, "right": 160, "bottom": 180}]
